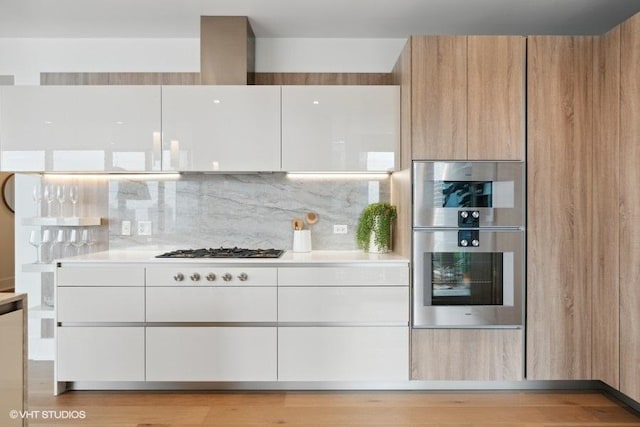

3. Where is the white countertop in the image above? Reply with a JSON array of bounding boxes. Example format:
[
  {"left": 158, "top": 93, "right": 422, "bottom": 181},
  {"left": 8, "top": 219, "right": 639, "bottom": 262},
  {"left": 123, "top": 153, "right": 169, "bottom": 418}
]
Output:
[{"left": 56, "top": 249, "right": 409, "bottom": 265}]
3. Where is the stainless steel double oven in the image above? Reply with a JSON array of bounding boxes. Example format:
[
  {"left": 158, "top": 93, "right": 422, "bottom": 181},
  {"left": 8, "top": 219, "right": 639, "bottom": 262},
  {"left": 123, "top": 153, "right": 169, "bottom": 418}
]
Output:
[{"left": 412, "top": 161, "right": 525, "bottom": 328}]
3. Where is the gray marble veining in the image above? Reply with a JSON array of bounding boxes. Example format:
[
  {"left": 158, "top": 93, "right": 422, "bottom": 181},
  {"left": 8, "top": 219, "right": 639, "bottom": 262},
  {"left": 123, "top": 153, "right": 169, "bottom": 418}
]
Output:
[{"left": 108, "top": 174, "right": 390, "bottom": 250}]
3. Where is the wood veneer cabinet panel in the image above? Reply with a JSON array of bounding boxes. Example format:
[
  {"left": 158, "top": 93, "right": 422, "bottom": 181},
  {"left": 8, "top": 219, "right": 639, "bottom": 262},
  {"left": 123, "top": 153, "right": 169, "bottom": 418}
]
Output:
[
  {"left": 467, "top": 36, "right": 525, "bottom": 160},
  {"left": 411, "top": 329, "right": 523, "bottom": 381},
  {"left": 254, "top": 73, "right": 391, "bottom": 86},
  {"left": 592, "top": 26, "right": 620, "bottom": 390},
  {"left": 620, "top": 12, "right": 640, "bottom": 403},
  {"left": 390, "top": 40, "right": 413, "bottom": 259},
  {"left": 526, "top": 36, "right": 593, "bottom": 380},
  {"left": 411, "top": 36, "right": 467, "bottom": 160}
]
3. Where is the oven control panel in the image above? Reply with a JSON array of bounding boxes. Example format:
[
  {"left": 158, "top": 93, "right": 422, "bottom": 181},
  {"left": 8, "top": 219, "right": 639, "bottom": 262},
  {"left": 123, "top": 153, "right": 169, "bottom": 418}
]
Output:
[{"left": 458, "top": 210, "right": 480, "bottom": 228}]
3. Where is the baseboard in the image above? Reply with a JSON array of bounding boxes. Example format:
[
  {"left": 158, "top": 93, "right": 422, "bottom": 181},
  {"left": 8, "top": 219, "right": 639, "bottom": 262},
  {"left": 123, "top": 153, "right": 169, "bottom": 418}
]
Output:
[{"left": 600, "top": 382, "right": 640, "bottom": 413}]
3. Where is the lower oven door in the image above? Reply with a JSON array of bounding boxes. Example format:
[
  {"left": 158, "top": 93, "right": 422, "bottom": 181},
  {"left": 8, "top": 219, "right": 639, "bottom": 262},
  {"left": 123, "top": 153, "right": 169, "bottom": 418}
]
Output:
[{"left": 412, "top": 229, "right": 524, "bottom": 328}]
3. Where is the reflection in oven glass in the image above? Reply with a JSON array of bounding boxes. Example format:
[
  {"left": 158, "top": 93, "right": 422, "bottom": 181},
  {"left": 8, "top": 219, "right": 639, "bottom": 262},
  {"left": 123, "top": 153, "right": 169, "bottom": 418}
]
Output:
[
  {"left": 430, "top": 252, "right": 503, "bottom": 305},
  {"left": 441, "top": 181, "right": 493, "bottom": 208}
]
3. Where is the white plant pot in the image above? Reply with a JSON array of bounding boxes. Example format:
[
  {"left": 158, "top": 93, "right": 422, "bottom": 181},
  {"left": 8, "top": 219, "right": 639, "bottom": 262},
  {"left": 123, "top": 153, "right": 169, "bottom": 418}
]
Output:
[{"left": 368, "top": 222, "right": 391, "bottom": 254}]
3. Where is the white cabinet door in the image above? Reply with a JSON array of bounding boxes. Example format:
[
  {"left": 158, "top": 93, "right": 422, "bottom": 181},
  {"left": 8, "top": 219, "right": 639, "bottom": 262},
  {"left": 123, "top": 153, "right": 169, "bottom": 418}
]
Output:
[
  {"left": 57, "top": 266, "right": 145, "bottom": 286},
  {"left": 281, "top": 86, "right": 399, "bottom": 172},
  {"left": 278, "top": 327, "right": 408, "bottom": 381},
  {"left": 146, "top": 327, "right": 277, "bottom": 381},
  {"left": 146, "top": 287, "right": 277, "bottom": 322},
  {"left": 161, "top": 86, "right": 281, "bottom": 172},
  {"left": 57, "top": 327, "right": 145, "bottom": 381},
  {"left": 278, "top": 287, "right": 409, "bottom": 323},
  {"left": 57, "top": 287, "right": 145, "bottom": 322},
  {"left": 278, "top": 266, "right": 409, "bottom": 286},
  {"left": 0, "top": 86, "right": 161, "bottom": 172}
]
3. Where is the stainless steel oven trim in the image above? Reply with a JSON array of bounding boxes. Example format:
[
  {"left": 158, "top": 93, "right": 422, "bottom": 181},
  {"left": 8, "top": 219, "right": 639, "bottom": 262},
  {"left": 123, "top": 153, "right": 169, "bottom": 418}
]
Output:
[
  {"left": 413, "top": 161, "right": 525, "bottom": 228},
  {"left": 412, "top": 229, "right": 525, "bottom": 328}
]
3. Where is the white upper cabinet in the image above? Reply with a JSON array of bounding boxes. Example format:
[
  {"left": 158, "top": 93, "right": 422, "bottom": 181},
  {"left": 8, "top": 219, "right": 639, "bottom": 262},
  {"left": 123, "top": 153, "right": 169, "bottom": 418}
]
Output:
[
  {"left": 281, "top": 86, "right": 399, "bottom": 172},
  {"left": 0, "top": 86, "right": 161, "bottom": 172},
  {"left": 161, "top": 86, "right": 281, "bottom": 172}
]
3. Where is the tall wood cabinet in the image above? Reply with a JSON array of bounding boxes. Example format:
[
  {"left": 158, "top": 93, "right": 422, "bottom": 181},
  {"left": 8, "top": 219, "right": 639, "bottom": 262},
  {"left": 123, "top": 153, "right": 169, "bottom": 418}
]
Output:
[
  {"left": 411, "top": 36, "right": 525, "bottom": 161},
  {"left": 526, "top": 36, "right": 594, "bottom": 380},
  {"left": 620, "top": 11, "right": 640, "bottom": 403},
  {"left": 592, "top": 26, "right": 621, "bottom": 390}
]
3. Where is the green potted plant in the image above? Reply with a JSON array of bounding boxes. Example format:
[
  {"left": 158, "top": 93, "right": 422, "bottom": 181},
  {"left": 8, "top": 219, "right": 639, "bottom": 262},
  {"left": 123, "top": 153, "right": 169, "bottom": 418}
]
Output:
[{"left": 356, "top": 202, "right": 397, "bottom": 253}]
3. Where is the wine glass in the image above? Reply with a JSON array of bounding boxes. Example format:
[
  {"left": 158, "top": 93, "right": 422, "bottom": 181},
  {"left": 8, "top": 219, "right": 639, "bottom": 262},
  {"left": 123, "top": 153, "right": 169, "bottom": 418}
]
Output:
[
  {"left": 56, "top": 185, "right": 66, "bottom": 217},
  {"left": 43, "top": 184, "right": 55, "bottom": 217},
  {"left": 29, "top": 230, "right": 40, "bottom": 263},
  {"left": 50, "top": 229, "right": 66, "bottom": 260},
  {"left": 32, "top": 185, "right": 42, "bottom": 217},
  {"left": 41, "top": 229, "right": 52, "bottom": 263},
  {"left": 81, "top": 228, "right": 96, "bottom": 253},
  {"left": 69, "top": 229, "right": 83, "bottom": 256},
  {"left": 69, "top": 185, "right": 79, "bottom": 217}
]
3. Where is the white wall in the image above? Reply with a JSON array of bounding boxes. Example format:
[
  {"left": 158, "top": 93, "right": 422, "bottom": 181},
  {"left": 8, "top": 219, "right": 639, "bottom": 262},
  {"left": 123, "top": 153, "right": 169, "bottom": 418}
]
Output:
[{"left": 0, "top": 37, "right": 406, "bottom": 84}]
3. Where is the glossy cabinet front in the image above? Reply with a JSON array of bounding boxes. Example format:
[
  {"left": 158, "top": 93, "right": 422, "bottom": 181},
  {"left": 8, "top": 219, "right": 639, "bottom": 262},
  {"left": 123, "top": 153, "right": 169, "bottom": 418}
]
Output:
[
  {"left": 161, "top": 86, "right": 281, "bottom": 172},
  {"left": 281, "top": 86, "right": 399, "bottom": 172},
  {"left": 0, "top": 86, "right": 161, "bottom": 172}
]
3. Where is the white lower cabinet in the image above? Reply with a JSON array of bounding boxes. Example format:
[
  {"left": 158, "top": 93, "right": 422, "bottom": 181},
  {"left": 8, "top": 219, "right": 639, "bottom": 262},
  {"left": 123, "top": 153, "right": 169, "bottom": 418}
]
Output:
[
  {"left": 278, "top": 287, "right": 408, "bottom": 323},
  {"left": 278, "top": 327, "right": 409, "bottom": 381},
  {"left": 57, "top": 327, "right": 145, "bottom": 381},
  {"left": 146, "top": 327, "right": 277, "bottom": 381}
]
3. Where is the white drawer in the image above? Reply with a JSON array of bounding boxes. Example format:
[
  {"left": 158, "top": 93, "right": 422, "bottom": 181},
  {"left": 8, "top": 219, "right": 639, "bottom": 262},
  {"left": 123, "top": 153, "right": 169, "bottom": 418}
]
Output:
[
  {"left": 146, "top": 287, "right": 277, "bottom": 322},
  {"left": 57, "top": 287, "right": 144, "bottom": 323},
  {"left": 278, "top": 266, "right": 409, "bottom": 286},
  {"left": 57, "top": 266, "right": 144, "bottom": 286},
  {"left": 146, "top": 267, "right": 277, "bottom": 286},
  {"left": 278, "top": 326, "right": 409, "bottom": 381},
  {"left": 278, "top": 287, "right": 409, "bottom": 323},
  {"left": 57, "top": 327, "right": 144, "bottom": 381},
  {"left": 146, "top": 327, "right": 277, "bottom": 381}
]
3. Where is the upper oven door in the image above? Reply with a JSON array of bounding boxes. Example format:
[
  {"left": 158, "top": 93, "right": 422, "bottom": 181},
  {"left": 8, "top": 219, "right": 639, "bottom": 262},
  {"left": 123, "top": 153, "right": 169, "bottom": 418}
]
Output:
[{"left": 413, "top": 161, "right": 524, "bottom": 228}]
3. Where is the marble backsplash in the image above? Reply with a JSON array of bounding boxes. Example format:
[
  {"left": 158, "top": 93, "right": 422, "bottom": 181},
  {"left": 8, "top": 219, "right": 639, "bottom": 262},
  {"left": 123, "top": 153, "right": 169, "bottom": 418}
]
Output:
[{"left": 108, "top": 174, "right": 390, "bottom": 251}]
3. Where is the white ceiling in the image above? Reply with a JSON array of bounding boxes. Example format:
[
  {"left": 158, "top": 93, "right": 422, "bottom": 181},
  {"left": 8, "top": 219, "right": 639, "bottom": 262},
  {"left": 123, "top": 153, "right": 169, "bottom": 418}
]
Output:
[{"left": 0, "top": 0, "right": 639, "bottom": 39}]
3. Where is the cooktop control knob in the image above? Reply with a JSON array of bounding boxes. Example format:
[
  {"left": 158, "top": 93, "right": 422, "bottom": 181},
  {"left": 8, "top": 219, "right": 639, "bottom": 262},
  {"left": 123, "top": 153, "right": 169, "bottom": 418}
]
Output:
[
  {"left": 206, "top": 273, "right": 216, "bottom": 282},
  {"left": 173, "top": 273, "right": 184, "bottom": 282},
  {"left": 222, "top": 273, "right": 233, "bottom": 282},
  {"left": 471, "top": 239, "right": 480, "bottom": 247},
  {"left": 459, "top": 239, "right": 469, "bottom": 247},
  {"left": 238, "top": 273, "right": 248, "bottom": 281},
  {"left": 460, "top": 211, "right": 469, "bottom": 219},
  {"left": 190, "top": 273, "right": 201, "bottom": 281},
  {"left": 472, "top": 211, "right": 480, "bottom": 219}
]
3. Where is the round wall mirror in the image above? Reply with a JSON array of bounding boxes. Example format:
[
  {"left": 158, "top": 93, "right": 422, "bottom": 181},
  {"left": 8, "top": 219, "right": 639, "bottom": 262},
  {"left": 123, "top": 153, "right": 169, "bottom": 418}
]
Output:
[{"left": 1, "top": 173, "right": 15, "bottom": 213}]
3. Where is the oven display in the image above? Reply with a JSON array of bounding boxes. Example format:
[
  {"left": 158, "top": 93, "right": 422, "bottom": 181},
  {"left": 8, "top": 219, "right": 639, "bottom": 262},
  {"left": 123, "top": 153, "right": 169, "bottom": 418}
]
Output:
[
  {"left": 442, "top": 181, "right": 493, "bottom": 208},
  {"left": 429, "top": 252, "right": 503, "bottom": 306}
]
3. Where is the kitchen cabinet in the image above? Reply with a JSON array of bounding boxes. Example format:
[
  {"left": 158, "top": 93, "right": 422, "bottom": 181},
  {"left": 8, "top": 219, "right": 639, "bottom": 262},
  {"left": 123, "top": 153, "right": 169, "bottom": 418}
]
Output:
[
  {"left": 56, "top": 266, "right": 145, "bottom": 384},
  {"left": 161, "top": 86, "right": 280, "bottom": 172},
  {"left": 411, "top": 329, "right": 523, "bottom": 381},
  {"left": 281, "top": 86, "right": 399, "bottom": 172},
  {"left": 278, "top": 327, "right": 408, "bottom": 381},
  {"left": 146, "top": 327, "right": 277, "bottom": 381},
  {"left": 277, "top": 265, "right": 409, "bottom": 381},
  {"left": 526, "top": 36, "right": 593, "bottom": 380},
  {"left": 144, "top": 265, "right": 277, "bottom": 381},
  {"left": 0, "top": 294, "right": 26, "bottom": 427},
  {"left": 592, "top": 26, "right": 621, "bottom": 390},
  {"left": 620, "top": 11, "right": 640, "bottom": 403},
  {"left": 57, "top": 327, "right": 145, "bottom": 382},
  {"left": 0, "top": 86, "right": 161, "bottom": 172},
  {"left": 410, "top": 36, "right": 525, "bottom": 161}
]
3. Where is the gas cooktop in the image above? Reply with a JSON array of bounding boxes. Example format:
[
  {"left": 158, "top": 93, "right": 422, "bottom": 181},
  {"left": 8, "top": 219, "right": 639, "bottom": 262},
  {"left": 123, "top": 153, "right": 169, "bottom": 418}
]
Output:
[{"left": 155, "top": 247, "right": 285, "bottom": 259}]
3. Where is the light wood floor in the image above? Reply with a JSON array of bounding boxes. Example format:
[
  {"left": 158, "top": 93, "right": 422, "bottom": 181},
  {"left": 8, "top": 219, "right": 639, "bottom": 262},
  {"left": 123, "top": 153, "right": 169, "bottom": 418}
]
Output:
[{"left": 26, "top": 361, "right": 640, "bottom": 427}]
